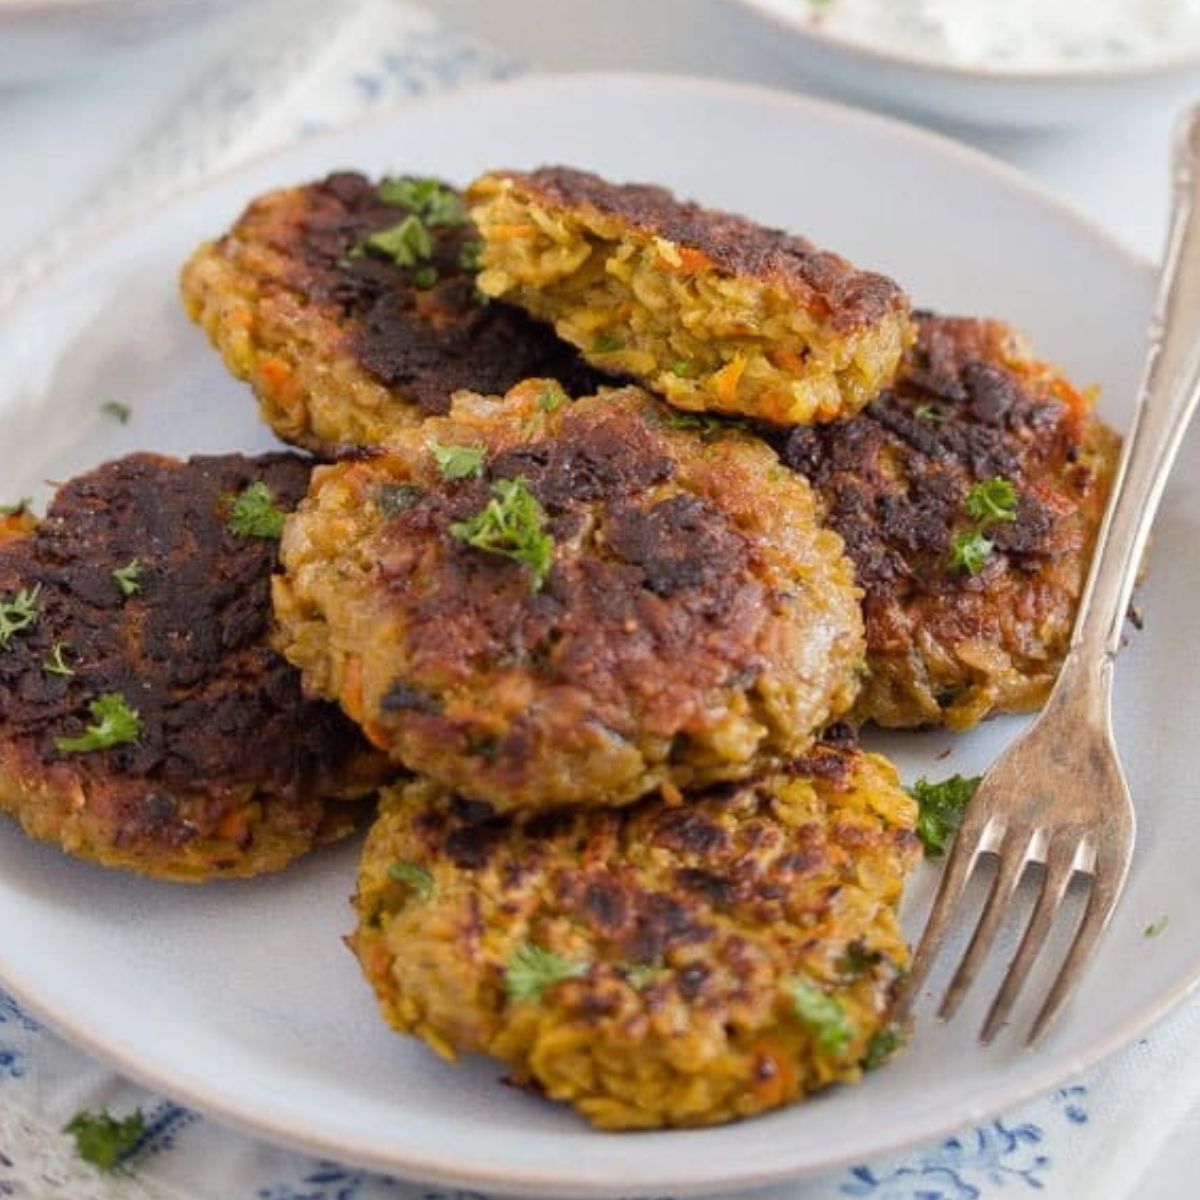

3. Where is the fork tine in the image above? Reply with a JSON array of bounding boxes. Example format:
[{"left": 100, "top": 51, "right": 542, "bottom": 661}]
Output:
[
  {"left": 980, "top": 837, "right": 1080, "bottom": 1044},
  {"left": 1027, "top": 841, "right": 1127, "bottom": 1046},
  {"left": 894, "top": 813, "right": 994, "bottom": 1018},
  {"left": 938, "top": 827, "right": 1033, "bottom": 1021}
]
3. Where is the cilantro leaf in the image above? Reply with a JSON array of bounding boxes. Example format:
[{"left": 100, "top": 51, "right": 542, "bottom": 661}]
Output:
[
  {"left": 388, "top": 861, "right": 434, "bottom": 902},
  {"left": 429, "top": 441, "right": 486, "bottom": 481},
  {"left": 376, "top": 176, "right": 466, "bottom": 226},
  {"left": 964, "top": 477, "right": 1018, "bottom": 526},
  {"left": 42, "top": 642, "right": 74, "bottom": 678},
  {"left": 788, "top": 979, "right": 853, "bottom": 1057},
  {"left": 505, "top": 943, "right": 587, "bottom": 1002},
  {"left": 227, "top": 482, "right": 286, "bottom": 539},
  {"left": 112, "top": 558, "right": 142, "bottom": 598},
  {"left": 908, "top": 774, "right": 981, "bottom": 856},
  {"left": 65, "top": 1108, "right": 144, "bottom": 1173},
  {"left": 450, "top": 477, "right": 555, "bottom": 590},
  {"left": 951, "top": 530, "right": 994, "bottom": 575},
  {"left": 55, "top": 693, "right": 141, "bottom": 755},
  {"left": 353, "top": 214, "right": 435, "bottom": 265},
  {"left": 0, "top": 585, "right": 40, "bottom": 650}
]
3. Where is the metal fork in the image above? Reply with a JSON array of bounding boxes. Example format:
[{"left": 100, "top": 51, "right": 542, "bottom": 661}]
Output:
[{"left": 895, "top": 106, "right": 1200, "bottom": 1047}]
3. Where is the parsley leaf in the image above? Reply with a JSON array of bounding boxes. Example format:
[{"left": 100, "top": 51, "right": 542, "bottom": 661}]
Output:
[
  {"left": 505, "top": 943, "right": 588, "bottom": 1002},
  {"left": 64, "top": 1108, "right": 145, "bottom": 1173},
  {"left": 42, "top": 641, "right": 74, "bottom": 678},
  {"left": 112, "top": 558, "right": 142, "bottom": 598},
  {"left": 0, "top": 585, "right": 40, "bottom": 650},
  {"left": 964, "top": 477, "right": 1018, "bottom": 526},
  {"left": 227, "top": 482, "right": 286, "bottom": 539},
  {"left": 0, "top": 498, "right": 31, "bottom": 517},
  {"left": 450, "top": 477, "right": 555, "bottom": 590},
  {"left": 376, "top": 176, "right": 466, "bottom": 226},
  {"left": 353, "top": 214, "right": 435, "bottom": 265},
  {"left": 788, "top": 979, "right": 853, "bottom": 1057},
  {"left": 55, "top": 693, "right": 141, "bottom": 755},
  {"left": 429, "top": 441, "right": 486, "bottom": 481},
  {"left": 951, "top": 530, "right": 994, "bottom": 575},
  {"left": 388, "top": 861, "right": 434, "bottom": 902},
  {"left": 863, "top": 1025, "right": 905, "bottom": 1070},
  {"left": 908, "top": 774, "right": 981, "bottom": 857},
  {"left": 100, "top": 400, "right": 131, "bottom": 424}
]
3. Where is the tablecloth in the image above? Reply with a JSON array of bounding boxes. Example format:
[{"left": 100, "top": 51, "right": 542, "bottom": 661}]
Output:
[{"left": 1, "top": 2, "right": 1197, "bottom": 1197}]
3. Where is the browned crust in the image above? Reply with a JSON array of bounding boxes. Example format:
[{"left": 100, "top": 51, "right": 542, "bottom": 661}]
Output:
[
  {"left": 0, "top": 453, "right": 387, "bottom": 879},
  {"left": 484, "top": 166, "right": 908, "bottom": 332},
  {"left": 777, "top": 312, "right": 1120, "bottom": 729}
]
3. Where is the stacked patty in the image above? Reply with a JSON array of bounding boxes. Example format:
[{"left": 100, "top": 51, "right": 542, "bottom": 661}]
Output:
[{"left": 0, "top": 454, "right": 388, "bottom": 881}]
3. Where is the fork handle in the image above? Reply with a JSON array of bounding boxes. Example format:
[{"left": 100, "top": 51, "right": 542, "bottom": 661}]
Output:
[{"left": 1067, "top": 106, "right": 1200, "bottom": 675}]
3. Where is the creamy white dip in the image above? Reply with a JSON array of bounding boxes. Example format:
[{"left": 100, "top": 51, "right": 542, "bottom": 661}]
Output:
[{"left": 802, "top": 0, "right": 1200, "bottom": 70}]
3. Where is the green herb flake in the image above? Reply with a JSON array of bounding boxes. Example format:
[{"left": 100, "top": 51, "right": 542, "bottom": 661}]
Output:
[
  {"left": 0, "top": 585, "right": 40, "bottom": 650},
  {"left": 863, "top": 1025, "right": 905, "bottom": 1070},
  {"left": 592, "top": 333, "right": 624, "bottom": 353},
  {"left": 669, "top": 359, "right": 699, "bottom": 378},
  {"left": 227, "top": 482, "right": 286, "bottom": 540},
  {"left": 538, "top": 386, "right": 567, "bottom": 413},
  {"left": 376, "top": 176, "right": 466, "bottom": 226},
  {"left": 377, "top": 483, "right": 424, "bottom": 516},
  {"left": 388, "top": 861, "right": 434, "bottom": 902},
  {"left": 0, "top": 498, "right": 31, "bottom": 517},
  {"left": 1144, "top": 916, "right": 1169, "bottom": 938},
  {"left": 914, "top": 404, "right": 945, "bottom": 424},
  {"left": 112, "top": 558, "right": 142, "bottom": 598},
  {"left": 837, "top": 941, "right": 883, "bottom": 980},
  {"left": 429, "top": 441, "right": 486, "bottom": 481},
  {"left": 951, "top": 530, "right": 994, "bottom": 576},
  {"left": 449, "top": 477, "right": 555, "bottom": 590},
  {"left": 354, "top": 214, "right": 435, "bottom": 266},
  {"left": 458, "top": 240, "right": 483, "bottom": 271},
  {"left": 908, "top": 774, "right": 981, "bottom": 857},
  {"left": 42, "top": 642, "right": 75, "bottom": 678},
  {"left": 662, "top": 409, "right": 727, "bottom": 435},
  {"left": 412, "top": 265, "right": 438, "bottom": 288},
  {"left": 100, "top": 400, "right": 131, "bottom": 425},
  {"left": 788, "top": 979, "right": 853, "bottom": 1057},
  {"left": 964, "top": 477, "right": 1018, "bottom": 527},
  {"left": 65, "top": 1108, "right": 145, "bottom": 1173},
  {"left": 505, "top": 942, "right": 588, "bottom": 1002},
  {"left": 55, "top": 693, "right": 141, "bottom": 755}
]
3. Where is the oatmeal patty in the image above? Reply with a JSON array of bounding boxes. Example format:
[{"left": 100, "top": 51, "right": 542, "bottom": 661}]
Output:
[
  {"left": 467, "top": 166, "right": 912, "bottom": 426},
  {"left": 778, "top": 312, "right": 1121, "bottom": 730},
  {"left": 274, "top": 383, "right": 864, "bottom": 812},
  {"left": 350, "top": 739, "right": 919, "bottom": 1130},
  {"left": 0, "top": 453, "right": 388, "bottom": 882},
  {"left": 180, "top": 172, "right": 607, "bottom": 455}
]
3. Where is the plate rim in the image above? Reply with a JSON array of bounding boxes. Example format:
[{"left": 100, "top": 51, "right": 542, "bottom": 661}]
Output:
[{"left": 0, "top": 70, "right": 1179, "bottom": 1199}]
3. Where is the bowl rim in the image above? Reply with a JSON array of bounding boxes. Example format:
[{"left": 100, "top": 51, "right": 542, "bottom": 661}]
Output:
[{"left": 732, "top": 0, "right": 1200, "bottom": 84}]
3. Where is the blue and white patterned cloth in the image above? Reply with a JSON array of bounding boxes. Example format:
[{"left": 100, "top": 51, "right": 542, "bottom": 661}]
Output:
[{"left": 1, "top": 2, "right": 1198, "bottom": 1196}]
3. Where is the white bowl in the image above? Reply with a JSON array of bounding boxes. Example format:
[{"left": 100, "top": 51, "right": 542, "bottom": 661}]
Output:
[{"left": 732, "top": 0, "right": 1200, "bottom": 128}]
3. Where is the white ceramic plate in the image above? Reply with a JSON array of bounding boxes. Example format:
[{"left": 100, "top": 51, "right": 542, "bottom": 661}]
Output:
[
  {"left": 0, "top": 75, "right": 1191, "bottom": 1199},
  {"left": 730, "top": 0, "right": 1200, "bottom": 128}
]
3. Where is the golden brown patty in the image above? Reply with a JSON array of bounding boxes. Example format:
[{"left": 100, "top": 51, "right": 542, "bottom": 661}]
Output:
[
  {"left": 468, "top": 166, "right": 912, "bottom": 425},
  {"left": 180, "top": 172, "right": 609, "bottom": 455},
  {"left": 0, "top": 453, "right": 389, "bottom": 881},
  {"left": 777, "top": 312, "right": 1120, "bottom": 730},
  {"left": 350, "top": 738, "right": 919, "bottom": 1130},
  {"left": 274, "top": 383, "right": 864, "bottom": 812}
]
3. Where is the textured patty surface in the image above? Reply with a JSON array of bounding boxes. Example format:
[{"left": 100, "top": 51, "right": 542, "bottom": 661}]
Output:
[
  {"left": 0, "top": 453, "right": 387, "bottom": 881},
  {"left": 778, "top": 313, "right": 1120, "bottom": 730},
  {"left": 351, "top": 739, "right": 919, "bottom": 1129},
  {"left": 180, "top": 172, "right": 608, "bottom": 455},
  {"left": 468, "top": 166, "right": 912, "bottom": 426},
  {"left": 275, "top": 384, "right": 864, "bottom": 812}
]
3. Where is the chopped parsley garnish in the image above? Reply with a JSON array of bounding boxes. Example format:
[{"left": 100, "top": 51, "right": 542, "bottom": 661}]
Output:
[
  {"left": 863, "top": 1025, "right": 905, "bottom": 1070},
  {"left": 964, "top": 477, "right": 1018, "bottom": 526},
  {"left": 412, "top": 265, "right": 438, "bottom": 288},
  {"left": 112, "top": 558, "right": 142, "bottom": 598},
  {"left": 378, "top": 483, "right": 424, "bottom": 516},
  {"left": 42, "top": 642, "right": 74, "bottom": 678},
  {"left": 538, "top": 386, "right": 567, "bottom": 413},
  {"left": 227, "top": 482, "right": 286, "bottom": 539},
  {"left": 388, "top": 861, "right": 434, "bottom": 902},
  {"left": 837, "top": 941, "right": 883, "bottom": 980},
  {"left": 913, "top": 403, "right": 945, "bottom": 424},
  {"left": 669, "top": 359, "right": 699, "bottom": 377},
  {"left": 100, "top": 400, "right": 131, "bottom": 424},
  {"left": 1144, "top": 916, "right": 1169, "bottom": 938},
  {"left": 64, "top": 1108, "right": 145, "bottom": 1173},
  {"left": 353, "top": 214, "right": 435, "bottom": 266},
  {"left": 908, "top": 774, "right": 981, "bottom": 857},
  {"left": 0, "top": 585, "right": 40, "bottom": 650},
  {"left": 951, "top": 530, "right": 994, "bottom": 576},
  {"left": 788, "top": 979, "right": 853, "bottom": 1057},
  {"left": 505, "top": 943, "right": 588, "bottom": 1002},
  {"left": 592, "top": 333, "right": 624, "bottom": 353},
  {"left": 376, "top": 176, "right": 466, "bottom": 226},
  {"left": 0, "top": 498, "right": 31, "bottom": 517},
  {"left": 55, "top": 693, "right": 141, "bottom": 755},
  {"left": 449, "top": 477, "right": 554, "bottom": 590},
  {"left": 458, "top": 240, "right": 483, "bottom": 271},
  {"left": 429, "top": 441, "right": 486, "bottom": 481}
]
